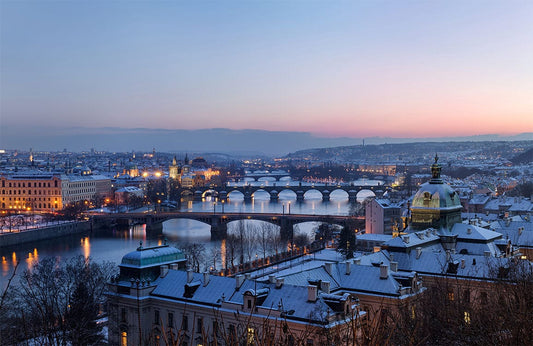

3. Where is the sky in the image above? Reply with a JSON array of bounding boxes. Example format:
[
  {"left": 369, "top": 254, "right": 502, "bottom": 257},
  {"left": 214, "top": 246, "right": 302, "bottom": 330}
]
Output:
[{"left": 1, "top": 0, "right": 533, "bottom": 142}]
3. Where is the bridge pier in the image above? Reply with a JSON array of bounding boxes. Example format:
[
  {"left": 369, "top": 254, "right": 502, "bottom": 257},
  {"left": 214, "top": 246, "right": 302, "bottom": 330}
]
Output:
[
  {"left": 322, "top": 190, "right": 330, "bottom": 201},
  {"left": 219, "top": 190, "right": 228, "bottom": 202},
  {"left": 270, "top": 190, "right": 279, "bottom": 201},
  {"left": 279, "top": 216, "right": 294, "bottom": 240},
  {"left": 210, "top": 216, "right": 228, "bottom": 240},
  {"left": 296, "top": 190, "right": 305, "bottom": 201},
  {"left": 144, "top": 215, "right": 163, "bottom": 233},
  {"left": 244, "top": 191, "right": 252, "bottom": 202},
  {"left": 194, "top": 191, "right": 203, "bottom": 201},
  {"left": 348, "top": 190, "right": 358, "bottom": 203}
]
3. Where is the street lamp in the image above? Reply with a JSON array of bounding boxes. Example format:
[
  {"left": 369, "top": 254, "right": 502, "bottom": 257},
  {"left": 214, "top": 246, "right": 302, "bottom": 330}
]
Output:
[
  {"left": 288, "top": 201, "right": 291, "bottom": 215},
  {"left": 221, "top": 200, "right": 225, "bottom": 213},
  {"left": 213, "top": 201, "right": 216, "bottom": 215}
]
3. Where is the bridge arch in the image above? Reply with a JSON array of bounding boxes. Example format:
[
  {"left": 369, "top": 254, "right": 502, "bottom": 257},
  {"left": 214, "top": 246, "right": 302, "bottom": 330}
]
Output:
[
  {"left": 329, "top": 189, "right": 349, "bottom": 200},
  {"left": 277, "top": 189, "right": 297, "bottom": 200},
  {"left": 201, "top": 189, "right": 219, "bottom": 198},
  {"left": 303, "top": 189, "right": 323, "bottom": 199},
  {"left": 227, "top": 190, "right": 245, "bottom": 200},
  {"left": 356, "top": 189, "right": 376, "bottom": 203},
  {"left": 251, "top": 189, "right": 270, "bottom": 199}
]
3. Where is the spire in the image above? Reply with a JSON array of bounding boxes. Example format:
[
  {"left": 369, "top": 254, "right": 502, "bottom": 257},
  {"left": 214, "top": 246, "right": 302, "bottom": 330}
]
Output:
[
  {"left": 172, "top": 156, "right": 177, "bottom": 166},
  {"left": 184, "top": 153, "right": 189, "bottom": 165},
  {"left": 430, "top": 153, "right": 442, "bottom": 183}
]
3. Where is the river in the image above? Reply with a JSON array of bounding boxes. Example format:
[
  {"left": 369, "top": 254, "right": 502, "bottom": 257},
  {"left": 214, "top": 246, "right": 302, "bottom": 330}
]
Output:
[{"left": 0, "top": 184, "right": 378, "bottom": 290}]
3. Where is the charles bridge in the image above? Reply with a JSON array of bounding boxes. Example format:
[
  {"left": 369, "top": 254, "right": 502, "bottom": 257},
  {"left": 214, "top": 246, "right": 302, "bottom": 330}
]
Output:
[
  {"left": 178, "top": 182, "right": 387, "bottom": 202},
  {"left": 91, "top": 211, "right": 364, "bottom": 240}
]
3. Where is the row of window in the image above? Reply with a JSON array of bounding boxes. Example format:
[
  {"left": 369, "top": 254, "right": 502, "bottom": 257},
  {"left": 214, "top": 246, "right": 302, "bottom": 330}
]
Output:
[
  {"left": 2, "top": 197, "right": 57, "bottom": 202},
  {"left": 1, "top": 202, "right": 56, "bottom": 209},
  {"left": 2, "top": 190, "right": 60, "bottom": 195},
  {"left": 1, "top": 181, "right": 58, "bottom": 188}
]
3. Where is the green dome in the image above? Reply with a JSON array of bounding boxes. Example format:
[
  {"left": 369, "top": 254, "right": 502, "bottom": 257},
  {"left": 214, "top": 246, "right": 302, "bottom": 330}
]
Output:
[
  {"left": 411, "top": 182, "right": 461, "bottom": 210},
  {"left": 121, "top": 243, "right": 185, "bottom": 269}
]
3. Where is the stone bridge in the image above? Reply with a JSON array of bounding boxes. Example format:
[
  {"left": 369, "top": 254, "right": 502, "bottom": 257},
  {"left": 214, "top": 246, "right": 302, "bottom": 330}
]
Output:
[
  {"left": 91, "top": 211, "right": 364, "bottom": 240},
  {"left": 179, "top": 183, "right": 387, "bottom": 202}
]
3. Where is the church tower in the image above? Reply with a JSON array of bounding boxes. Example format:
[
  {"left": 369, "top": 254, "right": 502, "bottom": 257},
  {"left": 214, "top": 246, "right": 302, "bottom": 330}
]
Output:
[{"left": 169, "top": 156, "right": 178, "bottom": 180}]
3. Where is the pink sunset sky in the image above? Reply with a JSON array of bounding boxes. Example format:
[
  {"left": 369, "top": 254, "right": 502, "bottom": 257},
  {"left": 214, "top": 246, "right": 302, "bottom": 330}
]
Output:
[{"left": 1, "top": 1, "right": 532, "bottom": 139}]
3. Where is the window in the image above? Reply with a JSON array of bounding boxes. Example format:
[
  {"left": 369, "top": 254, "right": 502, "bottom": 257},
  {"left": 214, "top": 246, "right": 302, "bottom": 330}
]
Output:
[
  {"left": 181, "top": 314, "right": 188, "bottom": 330},
  {"left": 168, "top": 312, "right": 174, "bottom": 327},
  {"left": 448, "top": 291, "right": 454, "bottom": 301},
  {"left": 247, "top": 299, "right": 252, "bottom": 309},
  {"left": 247, "top": 327, "right": 255, "bottom": 344},
  {"left": 213, "top": 321, "right": 219, "bottom": 337},
  {"left": 196, "top": 317, "right": 203, "bottom": 333},
  {"left": 464, "top": 311, "right": 471, "bottom": 324},
  {"left": 480, "top": 291, "right": 488, "bottom": 305},
  {"left": 121, "top": 308, "right": 127, "bottom": 322},
  {"left": 154, "top": 310, "right": 160, "bottom": 325},
  {"left": 463, "top": 290, "right": 470, "bottom": 303}
]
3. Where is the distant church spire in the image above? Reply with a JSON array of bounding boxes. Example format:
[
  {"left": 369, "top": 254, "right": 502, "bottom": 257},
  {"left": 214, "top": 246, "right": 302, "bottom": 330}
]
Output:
[{"left": 184, "top": 153, "right": 189, "bottom": 165}]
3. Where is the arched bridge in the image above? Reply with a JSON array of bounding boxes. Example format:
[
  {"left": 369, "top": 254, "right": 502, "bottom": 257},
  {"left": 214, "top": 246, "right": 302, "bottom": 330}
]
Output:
[
  {"left": 244, "top": 171, "right": 291, "bottom": 181},
  {"left": 91, "top": 211, "right": 364, "bottom": 240},
  {"left": 179, "top": 183, "right": 387, "bottom": 202}
]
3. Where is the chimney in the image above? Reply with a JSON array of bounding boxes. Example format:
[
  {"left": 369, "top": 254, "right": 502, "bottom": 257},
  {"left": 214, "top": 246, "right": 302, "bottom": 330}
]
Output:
[
  {"left": 345, "top": 261, "right": 351, "bottom": 275},
  {"left": 416, "top": 247, "right": 422, "bottom": 259},
  {"left": 324, "top": 262, "right": 333, "bottom": 275},
  {"left": 275, "top": 278, "right": 284, "bottom": 289},
  {"left": 320, "top": 281, "right": 331, "bottom": 294},
  {"left": 160, "top": 265, "right": 169, "bottom": 278},
  {"left": 269, "top": 275, "right": 276, "bottom": 284},
  {"left": 467, "top": 228, "right": 472, "bottom": 234},
  {"left": 402, "top": 235, "right": 410, "bottom": 244},
  {"left": 484, "top": 251, "right": 491, "bottom": 257},
  {"left": 446, "top": 250, "right": 451, "bottom": 262},
  {"left": 235, "top": 274, "right": 244, "bottom": 290},
  {"left": 203, "top": 272, "right": 210, "bottom": 286},
  {"left": 245, "top": 273, "right": 251, "bottom": 280},
  {"left": 390, "top": 261, "right": 398, "bottom": 272},
  {"left": 308, "top": 285, "right": 318, "bottom": 302},
  {"left": 170, "top": 263, "right": 179, "bottom": 270},
  {"left": 380, "top": 264, "right": 389, "bottom": 279},
  {"left": 461, "top": 259, "right": 465, "bottom": 269},
  {"left": 187, "top": 269, "right": 194, "bottom": 283},
  {"left": 354, "top": 258, "right": 361, "bottom": 265}
]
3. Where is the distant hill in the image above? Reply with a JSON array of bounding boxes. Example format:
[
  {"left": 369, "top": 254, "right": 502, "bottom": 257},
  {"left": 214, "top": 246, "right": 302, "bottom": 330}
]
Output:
[
  {"left": 285, "top": 140, "right": 533, "bottom": 163},
  {"left": 1, "top": 126, "right": 531, "bottom": 156}
]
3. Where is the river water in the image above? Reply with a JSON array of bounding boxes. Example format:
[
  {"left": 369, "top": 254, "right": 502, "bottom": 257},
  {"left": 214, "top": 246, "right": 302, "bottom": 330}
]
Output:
[{"left": 0, "top": 182, "right": 379, "bottom": 289}]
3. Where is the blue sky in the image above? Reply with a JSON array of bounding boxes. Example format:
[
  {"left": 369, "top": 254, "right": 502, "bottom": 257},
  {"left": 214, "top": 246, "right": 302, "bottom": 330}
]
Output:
[{"left": 1, "top": 1, "right": 532, "bottom": 139}]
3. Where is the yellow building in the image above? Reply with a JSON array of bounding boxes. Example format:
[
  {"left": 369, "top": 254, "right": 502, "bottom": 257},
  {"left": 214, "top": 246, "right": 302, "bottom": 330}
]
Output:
[{"left": 1, "top": 173, "right": 63, "bottom": 212}]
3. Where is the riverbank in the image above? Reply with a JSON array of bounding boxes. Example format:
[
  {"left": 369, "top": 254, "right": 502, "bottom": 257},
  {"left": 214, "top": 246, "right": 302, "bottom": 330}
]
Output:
[{"left": 0, "top": 220, "right": 93, "bottom": 248}]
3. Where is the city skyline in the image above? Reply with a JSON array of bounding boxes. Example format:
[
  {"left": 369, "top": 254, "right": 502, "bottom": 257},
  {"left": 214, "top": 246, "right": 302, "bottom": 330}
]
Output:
[{"left": 1, "top": 1, "right": 533, "bottom": 143}]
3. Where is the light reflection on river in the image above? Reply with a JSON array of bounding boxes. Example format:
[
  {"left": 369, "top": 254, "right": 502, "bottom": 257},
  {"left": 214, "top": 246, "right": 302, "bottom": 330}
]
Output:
[{"left": 0, "top": 189, "right": 371, "bottom": 289}]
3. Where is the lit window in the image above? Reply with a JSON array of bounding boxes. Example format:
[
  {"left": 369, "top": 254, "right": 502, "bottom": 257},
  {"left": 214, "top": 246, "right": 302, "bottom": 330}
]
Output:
[
  {"left": 247, "top": 327, "right": 255, "bottom": 344},
  {"left": 121, "top": 331, "right": 127, "bottom": 346},
  {"left": 448, "top": 291, "right": 454, "bottom": 301},
  {"left": 464, "top": 311, "right": 471, "bottom": 324}
]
